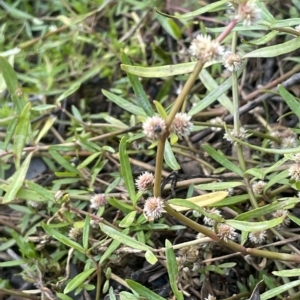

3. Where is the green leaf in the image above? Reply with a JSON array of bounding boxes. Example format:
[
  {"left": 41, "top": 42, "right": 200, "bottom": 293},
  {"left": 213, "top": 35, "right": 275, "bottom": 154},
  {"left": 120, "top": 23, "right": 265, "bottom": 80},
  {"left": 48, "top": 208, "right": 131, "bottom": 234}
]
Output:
[
  {"left": 56, "top": 82, "right": 81, "bottom": 103},
  {"left": 121, "top": 61, "right": 215, "bottom": 78},
  {"left": 13, "top": 102, "right": 31, "bottom": 169},
  {"left": 56, "top": 293, "right": 73, "bottom": 300},
  {"left": 288, "top": 213, "right": 300, "bottom": 226},
  {"left": 200, "top": 69, "right": 234, "bottom": 115},
  {"left": 235, "top": 198, "right": 298, "bottom": 221},
  {"left": 4, "top": 116, "right": 18, "bottom": 150},
  {"left": 225, "top": 217, "right": 284, "bottom": 232},
  {"left": 42, "top": 223, "right": 85, "bottom": 253},
  {"left": 202, "top": 144, "right": 244, "bottom": 177},
  {"left": 261, "top": 279, "right": 300, "bottom": 300},
  {"left": 243, "top": 37, "right": 300, "bottom": 58},
  {"left": 0, "top": 56, "right": 24, "bottom": 113},
  {"left": 155, "top": 13, "right": 181, "bottom": 40},
  {"left": 25, "top": 181, "right": 55, "bottom": 202},
  {"left": 213, "top": 194, "right": 249, "bottom": 207},
  {"left": 265, "top": 170, "right": 289, "bottom": 191},
  {"left": 83, "top": 215, "right": 90, "bottom": 250},
  {"left": 3, "top": 152, "right": 33, "bottom": 203},
  {"left": 245, "top": 168, "right": 264, "bottom": 179},
  {"left": 108, "top": 197, "right": 134, "bottom": 214},
  {"left": 77, "top": 152, "right": 102, "bottom": 169},
  {"left": 189, "top": 62, "right": 245, "bottom": 116},
  {"left": 102, "top": 89, "right": 146, "bottom": 116},
  {"left": 99, "top": 223, "right": 149, "bottom": 252},
  {"left": 119, "top": 136, "right": 136, "bottom": 204},
  {"left": 145, "top": 250, "right": 158, "bottom": 265},
  {"left": 155, "top": 0, "right": 228, "bottom": 19},
  {"left": 126, "top": 279, "right": 166, "bottom": 300},
  {"left": 273, "top": 269, "right": 300, "bottom": 277},
  {"left": 153, "top": 100, "right": 168, "bottom": 119},
  {"left": 49, "top": 149, "right": 79, "bottom": 174},
  {"left": 195, "top": 182, "right": 244, "bottom": 190},
  {"left": 165, "top": 240, "right": 184, "bottom": 300},
  {"left": 64, "top": 267, "right": 96, "bottom": 294},
  {"left": 121, "top": 51, "right": 154, "bottom": 117},
  {"left": 99, "top": 228, "right": 130, "bottom": 264},
  {"left": 278, "top": 85, "right": 300, "bottom": 120},
  {"left": 164, "top": 140, "right": 180, "bottom": 170},
  {"left": 0, "top": 260, "right": 25, "bottom": 267},
  {"left": 119, "top": 211, "right": 137, "bottom": 228}
]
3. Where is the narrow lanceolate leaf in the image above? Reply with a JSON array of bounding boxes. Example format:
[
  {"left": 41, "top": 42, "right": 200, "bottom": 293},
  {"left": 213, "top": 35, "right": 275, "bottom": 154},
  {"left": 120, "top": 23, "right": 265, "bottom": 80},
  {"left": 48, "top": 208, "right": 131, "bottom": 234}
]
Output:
[
  {"left": 202, "top": 144, "right": 244, "bottom": 177},
  {"left": 243, "top": 37, "right": 300, "bottom": 58},
  {"left": 225, "top": 216, "right": 284, "bottom": 232},
  {"left": 48, "top": 149, "right": 79, "bottom": 174},
  {"left": 64, "top": 268, "right": 96, "bottom": 294},
  {"left": 273, "top": 269, "right": 300, "bottom": 277},
  {"left": 165, "top": 240, "right": 184, "bottom": 300},
  {"left": 0, "top": 56, "right": 24, "bottom": 113},
  {"left": 119, "top": 136, "right": 136, "bottom": 204},
  {"left": 121, "top": 51, "right": 154, "bottom": 117},
  {"left": 155, "top": 0, "right": 227, "bottom": 19},
  {"left": 164, "top": 140, "right": 180, "bottom": 170},
  {"left": 278, "top": 85, "right": 300, "bottom": 120},
  {"left": 102, "top": 89, "right": 146, "bottom": 116},
  {"left": 261, "top": 279, "right": 300, "bottom": 300},
  {"left": 56, "top": 82, "right": 81, "bottom": 103},
  {"left": 168, "top": 191, "right": 228, "bottom": 212},
  {"left": 82, "top": 214, "right": 90, "bottom": 250},
  {"left": 3, "top": 152, "right": 33, "bottom": 203},
  {"left": 126, "top": 280, "right": 166, "bottom": 300},
  {"left": 42, "top": 223, "right": 85, "bottom": 253},
  {"left": 13, "top": 102, "right": 31, "bottom": 169},
  {"left": 195, "top": 182, "right": 244, "bottom": 191}
]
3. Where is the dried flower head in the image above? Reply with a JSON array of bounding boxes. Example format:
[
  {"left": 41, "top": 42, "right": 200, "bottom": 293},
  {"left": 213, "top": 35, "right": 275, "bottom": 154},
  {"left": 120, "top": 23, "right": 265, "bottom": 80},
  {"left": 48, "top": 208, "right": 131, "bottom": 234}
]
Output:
[
  {"left": 170, "top": 112, "right": 193, "bottom": 139},
  {"left": 270, "top": 127, "right": 298, "bottom": 149},
  {"left": 135, "top": 171, "right": 154, "bottom": 192},
  {"left": 189, "top": 34, "right": 224, "bottom": 62},
  {"left": 142, "top": 116, "right": 166, "bottom": 140},
  {"left": 252, "top": 180, "right": 266, "bottom": 195},
  {"left": 249, "top": 230, "right": 267, "bottom": 244},
  {"left": 272, "top": 209, "right": 290, "bottom": 227},
  {"left": 68, "top": 227, "right": 82, "bottom": 240},
  {"left": 289, "top": 163, "right": 300, "bottom": 182},
  {"left": 236, "top": 1, "right": 261, "bottom": 26},
  {"left": 90, "top": 193, "right": 107, "bottom": 209},
  {"left": 178, "top": 246, "right": 200, "bottom": 263},
  {"left": 143, "top": 197, "right": 164, "bottom": 221},
  {"left": 217, "top": 224, "right": 238, "bottom": 242},
  {"left": 223, "top": 127, "right": 250, "bottom": 144},
  {"left": 209, "top": 117, "right": 223, "bottom": 132},
  {"left": 203, "top": 208, "right": 222, "bottom": 226},
  {"left": 222, "top": 51, "right": 243, "bottom": 71}
]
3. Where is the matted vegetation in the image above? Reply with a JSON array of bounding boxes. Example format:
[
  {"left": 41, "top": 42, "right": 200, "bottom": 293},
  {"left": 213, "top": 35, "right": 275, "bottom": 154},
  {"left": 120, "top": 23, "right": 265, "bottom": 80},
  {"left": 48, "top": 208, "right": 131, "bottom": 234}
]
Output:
[{"left": 1, "top": 1, "right": 300, "bottom": 299}]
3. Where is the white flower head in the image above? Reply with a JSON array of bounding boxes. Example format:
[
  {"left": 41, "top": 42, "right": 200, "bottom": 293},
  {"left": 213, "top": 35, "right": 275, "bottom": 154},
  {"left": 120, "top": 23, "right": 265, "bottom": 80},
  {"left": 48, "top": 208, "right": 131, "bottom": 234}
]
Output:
[
  {"left": 224, "top": 127, "right": 250, "bottom": 144},
  {"left": 90, "top": 193, "right": 107, "bottom": 209},
  {"left": 295, "top": 25, "right": 300, "bottom": 33},
  {"left": 289, "top": 164, "right": 300, "bottom": 182},
  {"left": 143, "top": 197, "right": 164, "bottom": 221},
  {"left": 252, "top": 180, "right": 266, "bottom": 195},
  {"left": 236, "top": 1, "right": 261, "bottom": 26},
  {"left": 143, "top": 116, "right": 166, "bottom": 140},
  {"left": 170, "top": 112, "right": 193, "bottom": 139},
  {"left": 189, "top": 34, "right": 224, "bottom": 62},
  {"left": 222, "top": 51, "right": 243, "bottom": 71},
  {"left": 217, "top": 224, "right": 237, "bottom": 242},
  {"left": 203, "top": 208, "right": 222, "bottom": 226},
  {"left": 249, "top": 230, "right": 267, "bottom": 244},
  {"left": 135, "top": 171, "right": 154, "bottom": 192}
]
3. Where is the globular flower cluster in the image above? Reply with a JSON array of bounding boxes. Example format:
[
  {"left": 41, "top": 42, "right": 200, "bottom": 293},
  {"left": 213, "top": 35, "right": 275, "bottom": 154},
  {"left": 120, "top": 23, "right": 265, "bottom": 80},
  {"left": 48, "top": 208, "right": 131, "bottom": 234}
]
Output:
[
  {"left": 223, "top": 127, "right": 250, "bottom": 144},
  {"left": 135, "top": 171, "right": 154, "bottom": 192},
  {"left": 90, "top": 193, "right": 107, "bottom": 209},
  {"left": 249, "top": 230, "right": 267, "bottom": 244},
  {"left": 189, "top": 34, "right": 224, "bottom": 62},
  {"left": 209, "top": 117, "right": 223, "bottom": 132},
  {"left": 142, "top": 116, "right": 166, "bottom": 140},
  {"left": 222, "top": 52, "right": 243, "bottom": 72},
  {"left": 252, "top": 180, "right": 266, "bottom": 195},
  {"left": 170, "top": 112, "right": 193, "bottom": 139},
  {"left": 143, "top": 196, "right": 164, "bottom": 221},
  {"left": 289, "top": 163, "right": 300, "bottom": 182},
  {"left": 68, "top": 227, "right": 82, "bottom": 240},
  {"left": 272, "top": 209, "right": 290, "bottom": 227},
  {"left": 203, "top": 208, "right": 222, "bottom": 226},
  {"left": 235, "top": 0, "right": 261, "bottom": 27},
  {"left": 217, "top": 224, "right": 238, "bottom": 242},
  {"left": 270, "top": 127, "right": 298, "bottom": 149}
]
